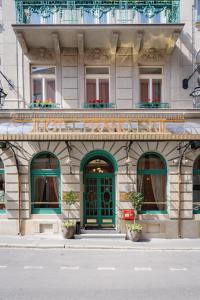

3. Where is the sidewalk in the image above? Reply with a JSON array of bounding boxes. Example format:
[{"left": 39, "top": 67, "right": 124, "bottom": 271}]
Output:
[{"left": 1, "top": 235, "right": 200, "bottom": 250}]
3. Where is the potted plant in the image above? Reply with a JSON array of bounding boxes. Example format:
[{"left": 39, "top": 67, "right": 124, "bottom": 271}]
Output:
[
  {"left": 127, "top": 192, "right": 144, "bottom": 242},
  {"left": 62, "top": 191, "right": 77, "bottom": 239}
]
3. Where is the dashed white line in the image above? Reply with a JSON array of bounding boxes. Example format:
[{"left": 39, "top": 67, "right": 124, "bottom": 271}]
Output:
[
  {"left": 24, "top": 266, "right": 44, "bottom": 270},
  {"left": 170, "top": 267, "right": 187, "bottom": 271},
  {"left": 97, "top": 267, "right": 116, "bottom": 271},
  {"left": 0, "top": 265, "right": 7, "bottom": 269},
  {"left": 134, "top": 267, "right": 152, "bottom": 271},
  {"left": 60, "top": 266, "right": 79, "bottom": 270}
]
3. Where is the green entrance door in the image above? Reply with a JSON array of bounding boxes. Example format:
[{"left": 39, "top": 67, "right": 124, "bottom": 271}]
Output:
[{"left": 84, "top": 173, "right": 115, "bottom": 227}]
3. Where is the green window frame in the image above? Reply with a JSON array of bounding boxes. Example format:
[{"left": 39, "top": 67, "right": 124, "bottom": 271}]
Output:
[
  {"left": 137, "top": 152, "right": 167, "bottom": 214},
  {"left": 193, "top": 157, "right": 200, "bottom": 214},
  {"left": 31, "top": 152, "right": 61, "bottom": 214}
]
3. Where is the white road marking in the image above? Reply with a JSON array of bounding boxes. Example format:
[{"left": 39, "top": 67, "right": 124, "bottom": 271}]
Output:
[
  {"left": 170, "top": 267, "right": 187, "bottom": 271},
  {"left": 60, "top": 266, "right": 79, "bottom": 270},
  {"left": 24, "top": 266, "right": 44, "bottom": 270},
  {"left": 97, "top": 267, "right": 116, "bottom": 271},
  {"left": 0, "top": 265, "right": 7, "bottom": 269},
  {"left": 134, "top": 267, "right": 152, "bottom": 271}
]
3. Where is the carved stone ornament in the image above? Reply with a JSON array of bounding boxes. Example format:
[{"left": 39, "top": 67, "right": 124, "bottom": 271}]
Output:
[
  {"left": 28, "top": 48, "right": 55, "bottom": 63},
  {"left": 84, "top": 48, "right": 111, "bottom": 65},
  {"left": 138, "top": 47, "right": 165, "bottom": 63}
]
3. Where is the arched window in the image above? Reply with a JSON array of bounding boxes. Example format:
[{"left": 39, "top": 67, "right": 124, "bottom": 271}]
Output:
[
  {"left": 31, "top": 152, "right": 60, "bottom": 214},
  {"left": 0, "top": 159, "right": 5, "bottom": 213},
  {"left": 193, "top": 156, "right": 200, "bottom": 213},
  {"left": 137, "top": 153, "right": 167, "bottom": 213}
]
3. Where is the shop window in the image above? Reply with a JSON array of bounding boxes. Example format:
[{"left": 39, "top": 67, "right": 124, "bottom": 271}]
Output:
[
  {"left": 193, "top": 156, "right": 200, "bottom": 213},
  {"left": 137, "top": 153, "right": 167, "bottom": 213},
  {"left": 139, "top": 67, "right": 163, "bottom": 103},
  {"left": 31, "top": 66, "right": 56, "bottom": 104},
  {"left": 85, "top": 67, "right": 110, "bottom": 103},
  {"left": 31, "top": 152, "right": 60, "bottom": 214},
  {"left": 0, "top": 158, "right": 5, "bottom": 213}
]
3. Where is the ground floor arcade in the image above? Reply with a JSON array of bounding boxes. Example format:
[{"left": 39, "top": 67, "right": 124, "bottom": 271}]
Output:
[{"left": 0, "top": 139, "right": 200, "bottom": 238}]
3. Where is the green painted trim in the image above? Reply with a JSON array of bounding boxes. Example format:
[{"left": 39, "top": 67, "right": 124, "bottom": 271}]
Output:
[
  {"left": 84, "top": 172, "right": 115, "bottom": 226},
  {"left": 0, "top": 169, "right": 5, "bottom": 174},
  {"left": 31, "top": 208, "right": 61, "bottom": 214},
  {"left": 31, "top": 151, "right": 61, "bottom": 215},
  {"left": 80, "top": 150, "right": 118, "bottom": 172},
  {"left": 139, "top": 210, "right": 167, "bottom": 215},
  {"left": 137, "top": 152, "right": 168, "bottom": 213},
  {"left": 0, "top": 210, "right": 6, "bottom": 214},
  {"left": 193, "top": 170, "right": 200, "bottom": 175}
]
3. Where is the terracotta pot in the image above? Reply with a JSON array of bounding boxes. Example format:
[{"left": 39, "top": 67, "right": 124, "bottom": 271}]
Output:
[
  {"left": 62, "top": 226, "right": 75, "bottom": 239},
  {"left": 130, "top": 230, "right": 142, "bottom": 242}
]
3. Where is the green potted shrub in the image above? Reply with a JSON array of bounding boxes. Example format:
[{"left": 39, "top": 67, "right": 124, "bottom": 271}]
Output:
[
  {"left": 62, "top": 191, "right": 77, "bottom": 239},
  {"left": 127, "top": 192, "right": 144, "bottom": 242}
]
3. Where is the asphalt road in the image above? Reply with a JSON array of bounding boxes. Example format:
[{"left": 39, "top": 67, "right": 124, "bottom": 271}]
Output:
[{"left": 0, "top": 248, "right": 200, "bottom": 300}]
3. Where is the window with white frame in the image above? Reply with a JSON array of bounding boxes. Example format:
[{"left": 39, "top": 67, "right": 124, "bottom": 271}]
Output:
[
  {"left": 83, "top": 11, "right": 107, "bottom": 24},
  {"left": 31, "top": 67, "right": 56, "bottom": 103},
  {"left": 85, "top": 67, "right": 110, "bottom": 103},
  {"left": 139, "top": 67, "right": 163, "bottom": 103}
]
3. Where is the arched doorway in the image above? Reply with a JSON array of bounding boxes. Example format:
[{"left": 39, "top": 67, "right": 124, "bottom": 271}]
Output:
[{"left": 81, "top": 151, "right": 117, "bottom": 228}]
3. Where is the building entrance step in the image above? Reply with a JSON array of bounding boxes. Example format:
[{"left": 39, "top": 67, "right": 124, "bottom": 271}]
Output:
[{"left": 75, "top": 229, "right": 126, "bottom": 239}]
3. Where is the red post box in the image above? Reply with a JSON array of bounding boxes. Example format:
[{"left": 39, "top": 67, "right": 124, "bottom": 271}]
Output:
[{"left": 122, "top": 209, "right": 135, "bottom": 220}]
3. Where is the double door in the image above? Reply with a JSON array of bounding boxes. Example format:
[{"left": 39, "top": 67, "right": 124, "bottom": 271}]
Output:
[{"left": 84, "top": 174, "right": 115, "bottom": 227}]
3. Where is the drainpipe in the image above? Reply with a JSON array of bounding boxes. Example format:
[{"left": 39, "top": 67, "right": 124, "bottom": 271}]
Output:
[{"left": 177, "top": 143, "right": 190, "bottom": 238}]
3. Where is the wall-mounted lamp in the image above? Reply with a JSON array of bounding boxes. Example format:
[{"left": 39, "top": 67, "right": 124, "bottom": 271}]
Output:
[{"left": 173, "top": 159, "right": 179, "bottom": 164}]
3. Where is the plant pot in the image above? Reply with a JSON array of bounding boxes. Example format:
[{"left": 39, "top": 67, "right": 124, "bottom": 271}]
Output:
[
  {"left": 130, "top": 230, "right": 142, "bottom": 242},
  {"left": 62, "top": 226, "right": 75, "bottom": 239}
]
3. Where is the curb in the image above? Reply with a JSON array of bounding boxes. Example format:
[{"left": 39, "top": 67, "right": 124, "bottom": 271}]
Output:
[{"left": 1, "top": 243, "right": 200, "bottom": 250}]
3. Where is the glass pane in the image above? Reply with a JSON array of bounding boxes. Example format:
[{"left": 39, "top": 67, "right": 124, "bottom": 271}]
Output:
[
  {"left": 86, "top": 67, "right": 109, "bottom": 75},
  {"left": 46, "top": 79, "right": 55, "bottom": 102},
  {"left": 138, "top": 153, "right": 165, "bottom": 170},
  {"left": 99, "top": 79, "right": 109, "bottom": 102},
  {"left": 0, "top": 158, "right": 4, "bottom": 169},
  {"left": 152, "top": 79, "right": 162, "bottom": 102},
  {"left": 194, "top": 156, "right": 200, "bottom": 169},
  {"left": 86, "top": 79, "right": 96, "bottom": 102},
  {"left": 153, "top": 13, "right": 161, "bottom": 23},
  {"left": 99, "top": 13, "right": 107, "bottom": 24},
  {"left": 140, "top": 13, "right": 148, "bottom": 23},
  {"left": 139, "top": 68, "right": 162, "bottom": 75},
  {"left": 0, "top": 173, "right": 5, "bottom": 210},
  {"left": 32, "top": 153, "right": 59, "bottom": 170},
  {"left": 31, "top": 67, "right": 55, "bottom": 75},
  {"left": 140, "top": 79, "right": 149, "bottom": 102},
  {"left": 85, "top": 158, "right": 114, "bottom": 173},
  {"left": 33, "top": 176, "right": 59, "bottom": 209},
  {"left": 193, "top": 174, "right": 200, "bottom": 211},
  {"left": 138, "top": 174, "right": 166, "bottom": 211},
  {"left": 30, "top": 13, "right": 41, "bottom": 24},
  {"left": 84, "top": 12, "right": 94, "bottom": 24},
  {"left": 33, "top": 79, "right": 42, "bottom": 101}
]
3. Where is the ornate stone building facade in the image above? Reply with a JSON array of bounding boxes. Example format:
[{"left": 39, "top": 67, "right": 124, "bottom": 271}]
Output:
[{"left": 0, "top": 0, "right": 200, "bottom": 238}]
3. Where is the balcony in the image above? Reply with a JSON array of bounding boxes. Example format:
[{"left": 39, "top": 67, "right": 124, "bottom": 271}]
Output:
[
  {"left": 15, "top": 0, "right": 180, "bottom": 24},
  {"left": 136, "top": 102, "right": 170, "bottom": 109}
]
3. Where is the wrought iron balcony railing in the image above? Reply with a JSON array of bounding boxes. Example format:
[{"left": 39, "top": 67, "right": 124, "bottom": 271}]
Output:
[
  {"left": 29, "top": 102, "right": 60, "bottom": 109},
  {"left": 136, "top": 102, "right": 170, "bottom": 109},
  {"left": 83, "top": 102, "right": 115, "bottom": 109},
  {"left": 15, "top": 0, "right": 180, "bottom": 24}
]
